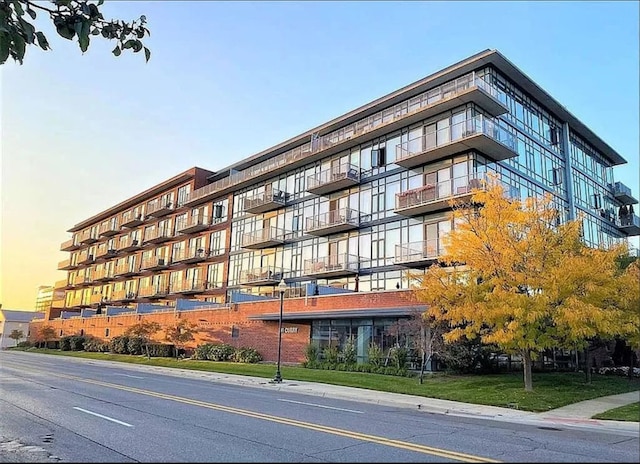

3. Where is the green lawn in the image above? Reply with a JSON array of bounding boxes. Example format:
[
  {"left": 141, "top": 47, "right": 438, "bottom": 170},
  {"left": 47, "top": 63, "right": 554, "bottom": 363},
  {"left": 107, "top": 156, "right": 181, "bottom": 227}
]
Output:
[
  {"left": 593, "top": 402, "right": 640, "bottom": 422},
  {"left": 11, "top": 348, "right": 640, "bottom": 413}
]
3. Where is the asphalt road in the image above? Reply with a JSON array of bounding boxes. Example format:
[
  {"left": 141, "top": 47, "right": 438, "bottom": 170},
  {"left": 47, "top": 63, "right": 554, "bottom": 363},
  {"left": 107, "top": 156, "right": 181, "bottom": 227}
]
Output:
[{"left": 0, "top": 351, "right": 638, "bottom": 463}]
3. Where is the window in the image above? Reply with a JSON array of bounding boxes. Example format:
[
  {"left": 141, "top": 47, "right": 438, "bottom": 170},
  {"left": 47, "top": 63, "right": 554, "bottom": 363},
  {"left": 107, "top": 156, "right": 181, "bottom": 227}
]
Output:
[
  {"left": 591, "top": 193, "right": 602, "bottom": 209},
  {"left": 214, "top": 204, "right": 223, "bottom": 219},
  {"left": 105, "top": 328, "right": 110, "bottom": 337},
  {"left": 371, "top": 147, "right": 386, "bottom": 167},
  {"left": 549, "top": 167, "right": 563, "bottom": 186}
]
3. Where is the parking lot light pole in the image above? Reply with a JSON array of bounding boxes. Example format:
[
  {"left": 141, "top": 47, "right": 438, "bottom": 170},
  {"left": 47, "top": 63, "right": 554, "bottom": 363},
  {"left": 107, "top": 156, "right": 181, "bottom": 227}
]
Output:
[{"left": 273, "top": 278, "right": 287, "bottom": 383}]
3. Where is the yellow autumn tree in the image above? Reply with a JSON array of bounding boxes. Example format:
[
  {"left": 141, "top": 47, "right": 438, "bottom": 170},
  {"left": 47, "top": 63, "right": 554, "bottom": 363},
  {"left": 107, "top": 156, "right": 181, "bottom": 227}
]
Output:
[{"left": 413, "top": 176, "right": 635, "bottom": 391}]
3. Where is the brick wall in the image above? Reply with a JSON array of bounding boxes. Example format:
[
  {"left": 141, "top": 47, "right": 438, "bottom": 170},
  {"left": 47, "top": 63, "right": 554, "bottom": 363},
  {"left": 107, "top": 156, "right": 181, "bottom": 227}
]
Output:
[{"left": 29, "top": 290, "right": 420, "bottom": 363}]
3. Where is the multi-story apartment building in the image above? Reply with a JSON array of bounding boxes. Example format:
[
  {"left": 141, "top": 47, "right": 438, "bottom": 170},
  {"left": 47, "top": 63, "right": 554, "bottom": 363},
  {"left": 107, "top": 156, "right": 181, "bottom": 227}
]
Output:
[{"left": 36, "top": 49, "right": 638, "bottom": 364}]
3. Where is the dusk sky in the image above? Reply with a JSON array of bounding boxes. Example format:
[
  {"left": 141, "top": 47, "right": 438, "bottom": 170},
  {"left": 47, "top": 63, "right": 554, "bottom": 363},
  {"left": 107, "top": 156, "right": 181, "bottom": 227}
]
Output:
[{"left": 2, "top": 1, "right": 638, "bottom": 309}]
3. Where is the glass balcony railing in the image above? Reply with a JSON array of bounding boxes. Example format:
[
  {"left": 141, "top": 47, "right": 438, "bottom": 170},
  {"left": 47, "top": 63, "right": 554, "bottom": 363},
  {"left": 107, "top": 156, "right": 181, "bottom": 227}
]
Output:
[
  {"left": 241, "top": 227, "right": 286, "bottom": 249},
  {"left": 611, "top": 182, "right": 638, "bottom": 205},
  {"left": 172, "top": 247, "right": 208, "bottom": 263},
  {"left": 304, "top": 253, "right": 359, "bottom": 277},
  {"left": 185, "top": 72, "right": 506, "bottom": 205},
  {"left": 394, "top": 240, "right": 442, "bottom": 266},
  {"left": 146, "top": 199, "right": 173, "bottom": 217},
  {"left": 170, "top": 279, "right": 207, "bottom": 294},
  {"left": 239, "top": 266, "right": 284, "bottom": 286},
  {"left": 121, "top": 210, "right": 145, "bottom": 228},
  {"left": 306, "top": 163, "right": 360, "bottom": 196},
  {"left": 305, "top": 208, "right": 359, "bottom": 236},
  {"left": 140, "top": 256, "right": 170, "bottom": 270},
  {"left": 177, "top": 215, "right": 211, "bottom": 234},
  {"left": 243, "top": 189, "right": 287, "bottom": 214}
]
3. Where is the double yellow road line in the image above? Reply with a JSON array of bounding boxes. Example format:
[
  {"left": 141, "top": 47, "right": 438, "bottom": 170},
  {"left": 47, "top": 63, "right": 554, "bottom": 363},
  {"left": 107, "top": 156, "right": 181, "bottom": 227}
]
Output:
[{"left": 52, "top": 371, "right": 499, "bottom": 463}]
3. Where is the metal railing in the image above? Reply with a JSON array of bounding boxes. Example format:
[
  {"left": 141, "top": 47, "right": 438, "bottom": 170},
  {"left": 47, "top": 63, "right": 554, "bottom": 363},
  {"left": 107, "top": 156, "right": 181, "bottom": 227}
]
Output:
[
  {"left": 140, "top": 256, "right": 169, "bottom": 269},
  {"left": 172, "top": 247, "right": 208, "bottom": 262},
  {"left": 307, "top": 163, "right": 360, "bottom": 191},
  {"left": 170, "top": 279, "right": 207, "bottom": 293},
  {"left": 396, "top": 114, "right": 516, "bottom": 163},
  {"left": 243, "top": 189, "right": 287, "bottom": 210},
  {"left": 185, "top": 72, "right": 504, "bottom": 204},
  {"left": 305, "top": 208, "right": 359, "bottom": 232},
  {"left": 143, "top": 228, "right": 173, "bottom": 243},
  {"left": 146, "top": 198, "right": 173, "bottom": 215},
  {"left": 394, "top": 240, "right": 442, "bottom": 264},
  {"left": 241, "top": 227, "right": 286, "bottom": 247},
  {"left": 396, "top": 173, "right": 488, "bottom": 211},
  {"left": 177, "top": 214, "right": 210, "bottom": 232},
  {"left": 240, "top": 266, "right": 283, "bottom": 284},
  {"left": 138, "top": 285, "right": 168, "bottom": 298},
  {"left": 121, "top": 209, "right": 144, "bottom": 224},
  {"left": 304, "top": 253, "right": 359, "bottom": 275}
]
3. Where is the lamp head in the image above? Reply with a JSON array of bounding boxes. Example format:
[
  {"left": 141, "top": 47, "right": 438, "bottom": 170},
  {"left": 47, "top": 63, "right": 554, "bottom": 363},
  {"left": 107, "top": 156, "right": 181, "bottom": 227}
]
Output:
[{"left": 278, "top": 278, "right": 287, "bottom": 294}]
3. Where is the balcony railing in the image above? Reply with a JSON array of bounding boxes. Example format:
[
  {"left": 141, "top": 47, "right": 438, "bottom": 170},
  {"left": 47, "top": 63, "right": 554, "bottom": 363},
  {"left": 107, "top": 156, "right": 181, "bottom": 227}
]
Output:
[
  {"left": 239, "top": 266, "right": 284, "bottom": 286},
  {"left": 170, "top": 279, "right": 207, "bottom": 294},
  {"left": 112, "top": 289, "right": 137, "bottom": 302},
  {"left": 394, "top": 240, "right": 442, "bottom": 267},
  {"left": 77, "top": 251, "right": 95, "bottom": 265},
  {"left": 94, "top": 267, "right": 115, "bottom": 281},
  {"left": 243, "top": 189, "right": 288, "bottom": 214},
  {"left": 79, "top": 230, "right": 99, "bottom": 244},
  {"left": 138, "top": 285, "right": 169, "bottom": 299},
  {"left": 395, "top": 114, "right": 517, "bottom": 169},
  {"left": 307, "top": 163, "right": 360, "bottom": 196},
  {"left": 146, "top": 199, "right": 174, "bottom": 218},
  {"left": 57, "top": 259, "right": 78, "bottom": 271},
  {"left": 306, "top": 208, "right": 359, "bottom": 236},
  {"left": 184, "top": 72, "right": 506, "bottom": 206},
  {"left": 54, "top": 278, "right": 69, "bottom": 290},
  {"left": 98, "top": 221, "right": 120, "bottom": 237},
  {"left": 60, "top": 238, "right": 81, "bottom": 252},
  {"left": 303, "top": 253, "right": 359, "bottom": 278},
  {"left": 121, "top": 210, "right": 145, "bottom": 228},
  {"left": 611, "top": 182, "right": 638, "bottom": 205},
  {"left": 143, "top": 228, "right": 173, "bottom": 245},
  {"left": 96, "top": 244, "right": 118, "bottom": 260},
  {"left": 177, "top": 215, "right": 211, "bottom": 234},
  {"left": 395, "top": 173, "right": 488, "bottom": 216},
  {"left": 172, "top": 247, "right": 208, "bottom": 264},
  {"left": 73, "top": 273, "right": 93, "bottom": 286},
  {"left": 114, "top": 263, "right": 140, "bottom": 277},
  {"left": 241, "top": 227, "right": 287, "bottom": 249},
  {"left": 618, "top": 213, "right": 640, "bottom": 236},
  {"left": 90, "top": 293, "right": 106, "bottom": 305},
  {"left": 140, "top": 256, "right": 170, "bottom": 271},
  {"left": 119, "top": 236, "right": 142, "bottom": 252}
]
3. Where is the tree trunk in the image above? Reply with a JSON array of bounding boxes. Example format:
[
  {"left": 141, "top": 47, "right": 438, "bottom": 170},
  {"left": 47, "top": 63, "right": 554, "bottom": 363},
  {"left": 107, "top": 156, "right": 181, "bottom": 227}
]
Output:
[
  {"left": 585, "top": 348, "right": 592, "bottom": 384},
  {"left": 522, "top": 350, "right": 533, "bottom": 392}
]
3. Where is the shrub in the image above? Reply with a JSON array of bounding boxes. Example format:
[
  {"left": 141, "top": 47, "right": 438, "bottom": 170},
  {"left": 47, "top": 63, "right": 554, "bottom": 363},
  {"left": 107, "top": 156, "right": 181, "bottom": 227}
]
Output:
[
  {"left": 193, "top": 343, "right": 215, "bottom": 360},
  {"left": 341, "top": 339, "right": 357, "bottom": 366},
  {"left": 16, "top": 341, "right": 32, "bottom": 348},
  {"left": 70, "top": 336, "right": 86, "bottom": 351},
  {"left": 109, "top": 336, "right": 130, "bottom": 354},
  {"left": 322, "top": 346, "right": 340, "bottom": 366},
  {"left": 389, "top": 346, "right": 409, "bottom": 369},
  {"left": 367, "top": 343, "right": 383, "bottom": 367},
  {"left": 146, "top": 343, "right": 174, "bottom": 357},
  {"left": 233, "top": 347, "right": 262, "bottom": 363},
  {"left": 304, "top": 343, "right": 320, "bottom": 365},
  {"left": 126, "top": 337, "right": 145, "bottom": 355},
  {"left": 84, "top": 337, "right": 109, "bottom": 352},
  {"left": 60, "top": 336, "right": 73, "bottom": 351},
  {"left": 208, "top": 343, "right": 235, "bottom": 361}
]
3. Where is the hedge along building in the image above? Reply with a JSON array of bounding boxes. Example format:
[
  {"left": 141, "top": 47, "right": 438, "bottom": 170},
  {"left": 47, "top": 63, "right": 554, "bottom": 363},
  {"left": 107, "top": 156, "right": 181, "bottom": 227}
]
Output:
[{"left": 30, "top": 49, "right": 638, "bottom": 364}]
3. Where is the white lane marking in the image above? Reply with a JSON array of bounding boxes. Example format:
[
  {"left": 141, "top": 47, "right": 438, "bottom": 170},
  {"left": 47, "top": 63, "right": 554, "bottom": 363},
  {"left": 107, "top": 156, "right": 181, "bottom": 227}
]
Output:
[
  {"left": 73, "top": 407, "right": 133, "bottom": 427},
  {"left": 112, "top": 373, "right": 145, "bottom": 379},
  {"left": 277, "top": 399, "right": 364, "bottom": 414}
]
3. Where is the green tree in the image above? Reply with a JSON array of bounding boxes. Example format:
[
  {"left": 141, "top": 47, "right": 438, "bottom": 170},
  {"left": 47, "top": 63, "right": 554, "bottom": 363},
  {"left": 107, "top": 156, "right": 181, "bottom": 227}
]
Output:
[
  {"left": 125, "top": 321, "right": 160, "bottom": 359},
  {"left": 0, "top": 0, "right": 150, "bottom": 65},
  {"left": 8, "top": 328, "right": 24, "bottom": 345},
  {"left": 413, "top": 179, "right": 635, "bottom": 391},
  {"left": 164, "top": 320, "right": 198, "bottom": 359}
]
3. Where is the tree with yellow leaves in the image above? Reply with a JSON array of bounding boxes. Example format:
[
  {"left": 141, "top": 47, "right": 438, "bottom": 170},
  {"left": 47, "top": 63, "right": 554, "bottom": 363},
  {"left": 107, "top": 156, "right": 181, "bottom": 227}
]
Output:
[{"left": 413, "top": 177, "right": 637, "bottom": 391}]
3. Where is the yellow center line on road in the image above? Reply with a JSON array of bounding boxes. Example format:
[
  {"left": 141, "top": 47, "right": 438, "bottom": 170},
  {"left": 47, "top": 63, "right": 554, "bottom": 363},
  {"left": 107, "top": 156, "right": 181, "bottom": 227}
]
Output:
[{"left": 50, "top": 371, "right": 500, "bottom": 463}]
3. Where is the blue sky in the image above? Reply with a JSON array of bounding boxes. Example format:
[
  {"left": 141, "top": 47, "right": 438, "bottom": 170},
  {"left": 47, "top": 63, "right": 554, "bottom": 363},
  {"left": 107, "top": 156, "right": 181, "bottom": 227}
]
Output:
[{"left": 2, "top": 1, "right": 639, "bottom": 308}]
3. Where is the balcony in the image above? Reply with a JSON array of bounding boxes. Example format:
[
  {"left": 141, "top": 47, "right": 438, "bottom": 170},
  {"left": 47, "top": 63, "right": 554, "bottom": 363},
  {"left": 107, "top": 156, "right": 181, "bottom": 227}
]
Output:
[
  {"left": 121, "top": 210, "right": 145, "bottom": 228},
  {"left": 177, "top": 215, "right": 211, "bottom": 235},
  {"left": 79, "top": 231, "right": 99, "bottom": 245},
  {"left": 77, "top": 251, "right": 95, "bottom": 266},
  {"left": 54, "top": 278, "right": 70, "bottom": 290},
  {"left": 73, "top": 274, "right": 93, "bottom": 287},
  {"left": 57, "top": 259, "right": 78, "bottom": 271},
  {"left": 96, "top": 246, "right": 118, "bottom": 261},
  {"left": 172, "top": 247, "right": 208, "bottom": 265},
  {"left": 146, "top": 199, "right": 174, "bottom": 218},
  {"left": 306, "top": 208, "right": 359, "bottom": 236},
  {"left": 304, "top": 254, "right": 359, "bottom": 278},
  {"left": 93, "top": 268, "right": 115, "bottom": 282},
  {"left": 170, "top": 279, "right": 207, "bottom": 295},
  {"left": 395, "top": 173, "right": 487, "bottom": 216},
  {"left": 240, "top": 266, "right": 284, "bottom": 286},
  {"left": 114, "top": 263, "right": 140, "bottom": 278},
  {"left": 143, "top": 229, "right": 173, "bottom": 245},
  {"left": 618, "top": 213, "right": 640, "bottom": 236},
  {"left": 395, "top": 115, "right": 517, "bottom": 170},
  {"left": 69, "top": 296, "right": 90, "bottom": 308},
  {"left": 307, "top": 163, "right": 360, "bottom": 196},
  {"left": 138, "top": 285, "right": 169, "bottom": 299},
  {"left": 241, "top": 227, "right": 287, "bottom": 249},
  {"left": 98, "top": 221, "right": 120, "bottom": 237},
  {"left": 243, "top": 189, "right": 288, "bottom": 214},
  {"left": 112, "top": 289, "right": 137, "bottom": 303},
  {"left": 183, "top": 72, "right": 507, "bottom": 207},
  {"left": 611, "top": 182, "right": 638, "bottom": 205},
  {"left": 89, "top": 293, "right": 106, "bottom": 306},
  {"left": 394, "top": 241, "right": 441, "bottom": 267},
  {"left": 60, "top": 238, "right": 81, "bottom": 252},
  {"left": 140, "top": 256, "right": 170, "bottom": 271},
  {"left": 119, "top": 237, "right": 142, "bottom": 252}
]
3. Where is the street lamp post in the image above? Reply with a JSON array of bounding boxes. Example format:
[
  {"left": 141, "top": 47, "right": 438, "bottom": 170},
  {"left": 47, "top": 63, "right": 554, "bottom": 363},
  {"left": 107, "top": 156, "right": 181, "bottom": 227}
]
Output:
[{"left": 273, "top": 278, "right": 287, "bottom": 383}]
